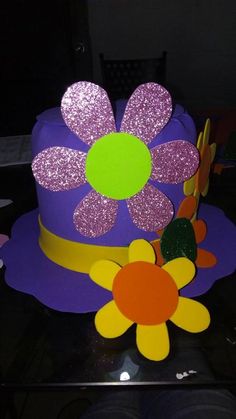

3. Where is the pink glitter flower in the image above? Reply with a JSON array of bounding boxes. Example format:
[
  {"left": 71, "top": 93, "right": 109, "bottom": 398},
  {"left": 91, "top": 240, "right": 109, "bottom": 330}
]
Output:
[{"left": 32, "top": 82, "right": 199, "bottom": 238}]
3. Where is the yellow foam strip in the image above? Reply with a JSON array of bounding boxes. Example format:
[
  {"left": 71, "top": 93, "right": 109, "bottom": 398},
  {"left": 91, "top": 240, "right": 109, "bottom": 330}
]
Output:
[{"left": 39, "top": 217, "right": 160, "bottom": 274}]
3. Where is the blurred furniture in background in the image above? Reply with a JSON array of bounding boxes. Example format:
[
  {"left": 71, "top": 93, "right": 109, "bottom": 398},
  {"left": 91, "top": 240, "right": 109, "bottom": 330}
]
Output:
[
  {"left": 100, "top": 51, "right": 167, "bottom": 100},
  {"left": 191, "top": 108, "right": 236, "bottom": 175}
]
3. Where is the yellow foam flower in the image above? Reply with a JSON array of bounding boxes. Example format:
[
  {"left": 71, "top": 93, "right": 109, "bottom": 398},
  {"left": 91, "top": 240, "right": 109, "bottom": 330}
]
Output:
[
  {"left": 89, "top": 239, "right": 210, "bottom": 361},
  {"left": 184, "top": 119, "right": 216, "bottom": 198}
]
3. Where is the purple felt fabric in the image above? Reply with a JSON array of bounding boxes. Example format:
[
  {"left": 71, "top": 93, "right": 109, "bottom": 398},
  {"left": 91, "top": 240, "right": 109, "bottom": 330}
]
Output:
[{"left": 1, "top": 205, "right": 235, "bottom": 313}]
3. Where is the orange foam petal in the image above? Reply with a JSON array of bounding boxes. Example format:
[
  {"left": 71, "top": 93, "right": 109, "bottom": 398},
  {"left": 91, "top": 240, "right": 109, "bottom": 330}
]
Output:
[
  {"left": 177, "top": 196, "right": 197, "bottom": 219},
  {"left": 152, "top": 240, "right": 165, "bottom": 266},
  {"left": 192, "top": 219, "right": 207, "bottom": 243},
  {"left": 195, "top": 248, "right": 217, "bottom": 268}
]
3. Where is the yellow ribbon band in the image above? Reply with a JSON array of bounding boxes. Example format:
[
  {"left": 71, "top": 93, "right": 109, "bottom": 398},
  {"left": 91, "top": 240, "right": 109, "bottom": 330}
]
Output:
[{"left": 39, "top": 217, "right": 159, "bottom": 274}]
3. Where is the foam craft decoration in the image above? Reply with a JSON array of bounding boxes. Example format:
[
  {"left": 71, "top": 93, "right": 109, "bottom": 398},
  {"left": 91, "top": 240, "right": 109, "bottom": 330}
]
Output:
[
  {"left": 32, "top": 82, "right": 199, "bottom": 237},
  {"left": 85, "top": 132, "right": 152, "bottom": 199},
  {"left": 89, "top": 239, "right": 210, "bottom": 361},
  {"left": 0, "top": 81, "right": 236, "bottom": 324},
  {"left": 154, "top": 195, "right": 217, "bottom": 269},
  {"left": 161, "top": 218, "right": 197, "bottom": 262},
  {"left": 29, "top": 88, "right": 200, "bottom": 250},
  {"left": 184, "top": 119, "right": 216, "bottom": 199}
]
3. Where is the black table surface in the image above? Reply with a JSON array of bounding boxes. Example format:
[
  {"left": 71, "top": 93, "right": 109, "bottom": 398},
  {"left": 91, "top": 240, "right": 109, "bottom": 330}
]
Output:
[{"left": 0, "top": 165, "right": 236, "bottom": 391}]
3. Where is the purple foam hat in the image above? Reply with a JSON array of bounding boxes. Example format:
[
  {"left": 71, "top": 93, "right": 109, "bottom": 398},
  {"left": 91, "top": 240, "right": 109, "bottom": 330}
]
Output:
[{"left": 1, "top": 82, "right": 236, "bottom": 313}]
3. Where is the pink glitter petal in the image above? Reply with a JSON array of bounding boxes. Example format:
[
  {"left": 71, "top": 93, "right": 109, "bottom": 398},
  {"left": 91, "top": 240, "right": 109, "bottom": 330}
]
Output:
[
  {"left": 61, "top": 82, "right": 116, "bottom": 146},
  {"left": 120, "top": 83, "right": 172, "bottom": 145},
  {"left": 151, "top": 140, "right": 199, "bottom": 184},
  {"left": 32, "top": 147, "right": 87, "bottom": 191},
  {"left": 73, "top": 190, "right": 118, "bottom": 238},
  {"left": 127, "top": 184, "right": 174, "bottom": 231}
]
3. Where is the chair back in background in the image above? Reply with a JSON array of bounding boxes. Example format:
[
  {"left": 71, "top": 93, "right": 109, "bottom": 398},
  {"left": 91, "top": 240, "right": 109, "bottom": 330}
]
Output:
[{"left": 99, "top": 51, "right": 167, "bottom": 101}]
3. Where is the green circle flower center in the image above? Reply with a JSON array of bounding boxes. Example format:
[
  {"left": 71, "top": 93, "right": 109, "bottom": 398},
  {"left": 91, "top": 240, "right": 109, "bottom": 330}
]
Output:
[{"left": 85, "top": 132, "right": 152, "bottom": 200}]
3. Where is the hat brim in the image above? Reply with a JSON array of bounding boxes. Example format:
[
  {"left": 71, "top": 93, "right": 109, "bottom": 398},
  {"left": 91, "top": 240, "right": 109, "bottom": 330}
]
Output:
[{"left": 1, "top": 205, "right": 236, "bottom": 313}]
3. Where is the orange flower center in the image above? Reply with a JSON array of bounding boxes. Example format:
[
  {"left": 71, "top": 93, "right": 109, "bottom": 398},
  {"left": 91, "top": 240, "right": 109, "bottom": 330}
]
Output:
[{"left": 112, "top": 261, "right": 179, "bottom": 325}]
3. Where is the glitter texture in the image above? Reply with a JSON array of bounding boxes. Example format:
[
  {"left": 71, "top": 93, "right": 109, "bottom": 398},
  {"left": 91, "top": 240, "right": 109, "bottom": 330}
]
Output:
[
  {"left": 161, "top": 218, "right": 197, "bottom": 262},
  {"left": 73, "top": 190, "right": 118, "bottom": 237},
  {"left": 120, "top": 83, "right": 172, "bottom": 145},
  {"left": 32, "top": 147, "right": 86, "bottom": 191},
  {"left": 33, "top": 82, "right": 197, "bottom": 237},
  {"left": 61, "top": 82, "right": 116, "bottom": 146},
  {"left": 151, "top": 140, "right": 199, "bottom": 183},
  {"left": 126, "top": 184, "right": 174, "bottom": 231}
]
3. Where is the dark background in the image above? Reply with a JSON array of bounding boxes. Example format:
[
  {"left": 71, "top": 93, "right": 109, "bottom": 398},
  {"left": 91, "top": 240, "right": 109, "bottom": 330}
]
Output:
[
  {"left": 0, "top": 0, "right": 92, "bottom": 136},
  {"left": 0, "top": 0, "right": 236, "bottom": 134}
]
